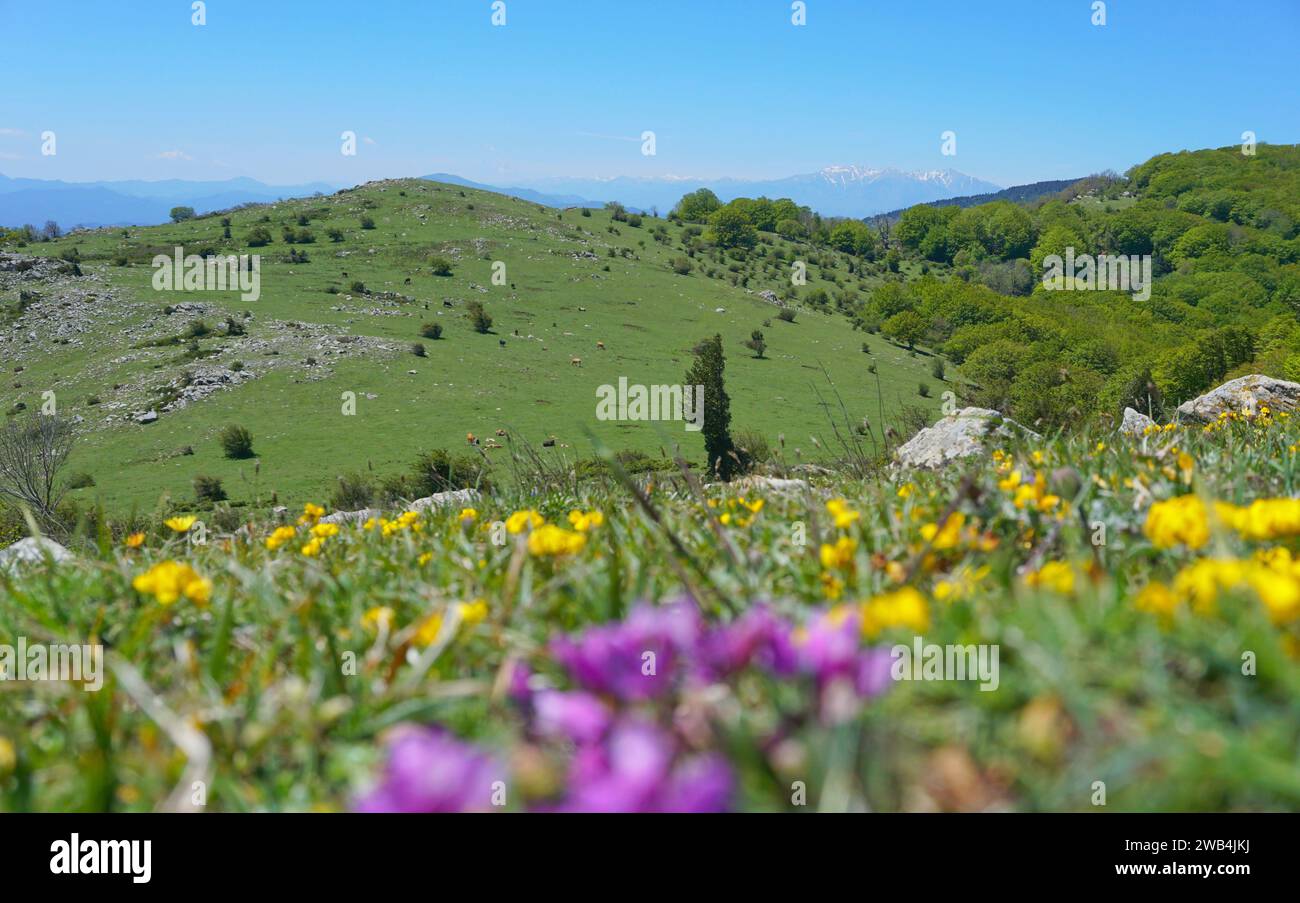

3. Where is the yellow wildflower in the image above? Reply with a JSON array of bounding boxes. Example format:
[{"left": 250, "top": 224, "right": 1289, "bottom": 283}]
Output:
[
  {"left": 458, "top": 507, "right": 478, "bottom": 522},
  {"left": 125, "top": 532, "right": 145, "bottom": 549},
  {"left": 298, "top": 503, "right": 325, "bottom": 525},
  {"left": 825, "top": 498, "right": 860, "bottom": 529},
  {"left": 361, "top": 606, "right": 395, "bottom": 633},
  {"left": 568, "top": 509, "right": 606, "bottom": 531},
  {"left": 1143, "top": 495, "right": 1210, "bottom": 550},
  {"left": 164, "top": 515, "right": 196, "bottom": 533},
  {"left": 860, "top": 587, "right": 930, "bottom": 638},
  {"left": 310, "top": 522, "right": 340, "bottom": 539},
  {"left": 265, "top": 525, "right": 296, "bottom": 551},
  {"left": 132, "top": 560, "right": 212, "bottom": 606},
  {"left": 1023, "top": 561, "right": 1075, "bottom": 595},
  {"left": 527, "top": 523, "right": 587, "bottom": 556},
  {"left": 819, "top": 536, "right": 857, "bottom": 570},
  {"left": 506, "top": 509, "right": 544, "bottom": 534},
  {"left": 301, "top": 537, "right": 324, "bottom": 557},
  {"left": 919, "top": 511, "right": 965, "bottom": 550}
]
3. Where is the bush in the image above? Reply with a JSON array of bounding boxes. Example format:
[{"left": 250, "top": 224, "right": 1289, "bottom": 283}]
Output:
[
  {"left": 467, "top": 301, "right": 493, "bottom": 334},
  {"left": 360, "top": 216, "right": 376, "bottom": 230},
  {"left": 930, "top": 357, "right": 945, "bottom": 381},
  {"left": 330, "top": 471, "right": 375, "bottom": 510},
  {"left": 218, "top": 424, "right": 254, "bottom": 459},
  {"left": 733, "top": 428, "right": 770, "bottom": 467},
  {"left": 349, "top": 281, "right": 367, "bottom": 295},
  {"left": 66, "top": 472, "right": 95, "bottom": 490},
  {"left": 407, "top": 449, "right": 491, "bottom": 496},
  {"left": 327, "top": 228, "right": 344, "bottom": 242},
  {"left": 430, "top": 256, "right": 454, "bottom": 277},
  {"left": 421, "top": 322, "right": 443, "bottom": 340},
  {"left": 246, "top": 226, "right": 273, "bottom": 247},
  {"left": 918, "top": 382, "right": 931, "bottom": 398},
  {"left": 411, "top": 342, "right": 426, "bottom": 357},
  {"left": 670, "top": 256, "right": 692, "bottom": 275},
  {"left": 193, "top": 474, "right": 227, "bottom": 504},
  {"left": 777, "top": 309, "right": 796, "bottom": 323},
  {"left": 170, "top": 206, "right": 196, "bottom": 223}
]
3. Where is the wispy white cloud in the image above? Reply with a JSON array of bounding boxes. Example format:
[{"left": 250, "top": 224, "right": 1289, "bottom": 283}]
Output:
[
  {"left": 363, "top": 136, "right": 377, "bottom": 146},
  {"left": 0, "top": 128, "right": 26, "bottom": 137},
  {"left": 156, "top": 149, "right": 193, "bottom": 161}
]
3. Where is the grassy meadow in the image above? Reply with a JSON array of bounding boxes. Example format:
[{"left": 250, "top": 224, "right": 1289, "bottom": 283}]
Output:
[
  {"left": 8, "top": 179, "right": 942, "bottom": 516},
  {"left": 2, "top": 408, "right": 1299, "bottom": 811}
]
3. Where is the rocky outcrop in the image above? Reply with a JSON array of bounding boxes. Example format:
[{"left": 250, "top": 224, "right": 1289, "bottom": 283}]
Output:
[
  {"left": 727, "top": 475, "right": 809, "bottom": 494},
  {"left": 1120, "top": 407, "right": 1157, "bottom": 435},
  {"left": 0, "top": 537, "right": 72, "bottom": 570},
  {"left": 895, "top": 407, "right": 1039, "bottom": 469},
  {"left": 319, "top": 507, "right": 382, "bottom": 526},
  {"left": 1175, "top": 375, "right": 1300, "bottom": 423},
  {"left": 408, "top": 488, "right": 481, "bottom": 512}
]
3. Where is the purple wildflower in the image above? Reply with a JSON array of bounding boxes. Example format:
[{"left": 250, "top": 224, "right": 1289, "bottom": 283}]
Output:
[
  {"left": 550, "top": 602, "right": 701, "bottom": 701},
  {"left": 555, "top": 718, "right": 732, "bottom": 812},
  {"left": 355, "top": 725, "right": 503, "bottom": 813}
]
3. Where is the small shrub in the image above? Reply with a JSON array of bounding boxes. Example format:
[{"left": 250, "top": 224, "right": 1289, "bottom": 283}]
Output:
[
  {"left": 411, "top": 342, "right": 426, "bottom": 357},
  {"left": 467, "top": 301, "right": 493, "bottom": 334},
  {"left": 331, "top": 471, "right": 375, "bottom": 510},
  {"left": 218, "top": 424, "right": 254, "bottom": 459},
  {"left": 247, "top": 226, "right": 273, "bottom": 247},
  {"left": 429, "top": 256, "right": 454, "bottom": 277},
  {"left": 193, "top": 474, "right": 227, "bottom": 504},
  {"left": 66, "top": 472, "right": 96, "bottom": 490},
  {"left": 918, "top": 382, "right": 931, "bottom": 398},
  {"left": 421, "top": 322, "right": 443, "bottom": 340},
  {"left": 776, "top": 309, "right": 796, "bottom": 323},
  {"left": 359, "top": 216, "right": 376, "bottom": 230},
  {"left": 930, "top": 357, "right": 945, "bottom": 380}
]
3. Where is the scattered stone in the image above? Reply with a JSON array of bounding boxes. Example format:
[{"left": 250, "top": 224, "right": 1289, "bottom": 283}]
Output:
[
  {"left": 726, "top": 475, "right": 809, "bottom": 494},
  {"left": 0, "top": 537, "right": 72, "bottom": 570},
  {"left": 408, "top": 488, "right": 481, "bottom": 512},
  {"left": 895, "top": 407, "right": 1039, "bottom": 470},
  {"left": 1175, "top": 374, "right": 1300, "bottom": 423},
  {"left": 133, "top": 410, "right": 158, "bottom": 424},
  {"left": 320, "top": 507, "right": 382, "bottom": 525},
  {"left": 1120, "top": 407, "right": 1156, "bottom": 436}
]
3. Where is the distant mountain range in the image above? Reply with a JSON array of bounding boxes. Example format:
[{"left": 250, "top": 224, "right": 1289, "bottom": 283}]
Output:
[
  {"left": 0, "top": 175, "right": 336, "bottom": 229},
  {"left": 0, "top": 164, "right": 1005, "bottom": 230},
  {"left": 508, "top": 166, "right": 1002, "bottom": 218}
]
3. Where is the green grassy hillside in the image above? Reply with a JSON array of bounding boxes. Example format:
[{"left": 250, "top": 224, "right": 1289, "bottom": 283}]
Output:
[{"left": 5, "top": 180, "right": 941, "bottom": 514}]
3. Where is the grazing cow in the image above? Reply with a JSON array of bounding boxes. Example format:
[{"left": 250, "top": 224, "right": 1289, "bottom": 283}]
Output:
[
  {"left": 596, "top": 341, "right": 605, "bottom": 350},
  {"left": 443, "top": 300, "right": 454, "bottom": 308},
  {"left": 466, "top": 432, "right": 478, "bottom": 445},
  {"left": 542, "top": 437, "right": 556, "bottom": 448},
  {"left": 404, "top": 277, "right": 411, "bottom": 284},
  {"left": 499, "top": 339, "right": 507, "bottom": 347},
  {"left": 570, "top": 357, "right": 582, "bottom": 367},
  {"left": 495, "top": 429, "right": 507, "bottom": 437}
]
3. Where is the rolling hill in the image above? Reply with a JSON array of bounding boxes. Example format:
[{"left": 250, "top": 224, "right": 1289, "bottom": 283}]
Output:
[{"left": 2, "top": 178, "right": 943, "bottom": 515}]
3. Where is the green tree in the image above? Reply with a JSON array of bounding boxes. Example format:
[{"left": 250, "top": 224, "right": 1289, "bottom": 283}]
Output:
[
  {"left": 685, "top": 334, "right": 737, "bottom": 480},
  {"left": 705, "top": 206, "right": 757, "bottom": 250},
  {"left": 673, "top": 188, "right": 722, "bottom": 223},
  {"left": 744, "top": 329, "right": 766, "bottom": 359},
  {"left": 882, "top": 309, "right": 928, "bottom": 349},
  {"left": 169, "top": 206, "right": 196, "bottom": 223}
]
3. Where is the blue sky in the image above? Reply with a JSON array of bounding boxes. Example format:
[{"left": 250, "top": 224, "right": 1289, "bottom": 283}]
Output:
[{"left": 2, "top": 0, "right": 1296, "bottom": 188}]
